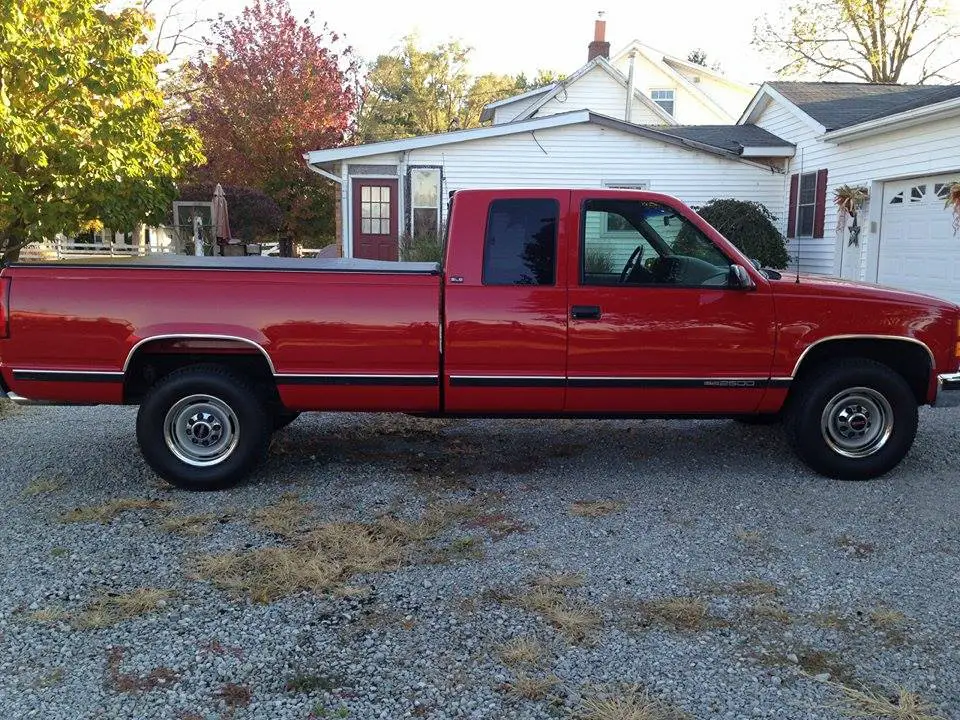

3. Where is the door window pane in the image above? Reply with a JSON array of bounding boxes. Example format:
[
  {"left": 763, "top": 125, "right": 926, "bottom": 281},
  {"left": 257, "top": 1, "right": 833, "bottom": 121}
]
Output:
[
  {"left": 582, "top": 199, "right": 731, "bottom": 287},
  {"left": 360, "top": 185, "right": 391, "bottom": 235},
  {"left": 483, "top": 199, "right": 558, "bottom": 286}
]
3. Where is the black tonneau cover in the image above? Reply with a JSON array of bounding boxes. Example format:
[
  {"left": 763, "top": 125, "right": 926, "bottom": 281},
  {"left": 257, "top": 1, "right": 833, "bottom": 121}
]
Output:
[{"left": 10, "top": 256, "right": 440, "bottom": 275}]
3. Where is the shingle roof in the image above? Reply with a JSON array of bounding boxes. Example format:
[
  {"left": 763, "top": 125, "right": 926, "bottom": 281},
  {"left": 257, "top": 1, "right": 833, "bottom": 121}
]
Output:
[
  {"left": 647, "top": 124, "right": 794, "bottom": 153},
  {"left": 769, "top": 81, "right": 960, "bottom": 130}
]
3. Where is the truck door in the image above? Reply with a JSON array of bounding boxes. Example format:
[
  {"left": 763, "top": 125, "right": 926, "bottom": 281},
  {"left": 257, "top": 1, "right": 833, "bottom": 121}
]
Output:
[
  {"left": 443, "top": 190, "right": 569, "bottom": 413},
  {"left": 565, "top": 191, "right": 777, "bottom": 414}
]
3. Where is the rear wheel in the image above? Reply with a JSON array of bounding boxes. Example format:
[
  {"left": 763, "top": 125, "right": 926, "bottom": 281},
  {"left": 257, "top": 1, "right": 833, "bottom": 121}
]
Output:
[
  {"left": 137, "top": 365, "right": 271, "bottom": 491},
  {"left": 785, "top": 359, "right": 917, "bottom": 480}
]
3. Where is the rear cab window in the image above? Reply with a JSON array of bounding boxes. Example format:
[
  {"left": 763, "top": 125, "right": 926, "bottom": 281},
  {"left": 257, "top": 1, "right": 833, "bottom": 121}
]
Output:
[{"left": 482, "top": 199, "right": 559, "bottom": 286}]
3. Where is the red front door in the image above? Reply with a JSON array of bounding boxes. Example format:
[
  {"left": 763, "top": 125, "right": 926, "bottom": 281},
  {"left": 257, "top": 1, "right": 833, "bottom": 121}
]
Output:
[{"left": 352, "top": 178, "right": 399, "bottom": 260}]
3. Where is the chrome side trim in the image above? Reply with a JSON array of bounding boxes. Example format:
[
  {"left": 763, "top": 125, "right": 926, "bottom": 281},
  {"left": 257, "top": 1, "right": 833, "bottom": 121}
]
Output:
[
  {"left": 5, "top": 391, "right": 68, "bottom": 406},
  {"left": 275, "top": 373, "right": 439, "bottom": 387},
  {"left": 123, "top": 334, "right": 277, "bottom": 374},
  {"left": 790, "top": 334, "right": 936, "bottom": 378},
  {"left": 934, "top": 372, "right": 960, "bottom": 408},
  {"left": 12, "top": 369, "right": 124, "bottom": 383}
]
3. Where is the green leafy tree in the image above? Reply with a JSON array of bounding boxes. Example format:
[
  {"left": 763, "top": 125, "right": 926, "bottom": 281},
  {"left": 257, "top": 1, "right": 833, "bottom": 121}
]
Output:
[
  {"left": 0, "top": 0, "right": 203, "bottom": 261},
  {"left": 695, "top": 199, "right": 790, "bottom": 269},
  {"left": 754, "top": 0, "right": 959, "bottom": 82},
  {"left": 359, "top": 35, "right": 562, "bottom": 142}
]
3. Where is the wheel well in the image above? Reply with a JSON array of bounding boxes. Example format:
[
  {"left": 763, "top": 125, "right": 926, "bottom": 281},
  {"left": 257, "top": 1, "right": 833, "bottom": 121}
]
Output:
[
  {"left": 124, "top": 339, "right": 278, "bottom": 406},
  {"left": 792, "top": 339, "right": 931, "bottom": 404}
]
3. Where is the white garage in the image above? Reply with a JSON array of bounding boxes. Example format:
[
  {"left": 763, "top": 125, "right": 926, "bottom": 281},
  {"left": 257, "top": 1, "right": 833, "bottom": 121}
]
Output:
[{"left": 877, "top": 174, "right": 960, "bottom": 302}]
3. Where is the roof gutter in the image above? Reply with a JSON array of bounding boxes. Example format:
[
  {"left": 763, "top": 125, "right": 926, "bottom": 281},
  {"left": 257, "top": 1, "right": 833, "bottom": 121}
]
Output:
[
  {"left": 739, "top": 146, "right": 795, "bottom": 158},
  {"left": 821, "top": 96, "right": 960, "bottom": 142},
  {"left": 303, "top": 158, "right": 343, "bottom": 184}
]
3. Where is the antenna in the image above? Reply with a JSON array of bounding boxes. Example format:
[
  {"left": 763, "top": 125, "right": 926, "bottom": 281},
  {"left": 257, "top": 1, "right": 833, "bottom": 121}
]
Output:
[{"left": 795, "top": 147, "right": 802, "bottom": 284}]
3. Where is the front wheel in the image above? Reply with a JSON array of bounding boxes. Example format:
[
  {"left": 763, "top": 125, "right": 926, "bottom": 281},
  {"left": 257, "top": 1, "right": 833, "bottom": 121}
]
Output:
[
  {"left": 137, "top": 365, "right": 271, "bottom": 491},
  {"left": 785, "top": 359, "right": 918, "bottom": 480}
]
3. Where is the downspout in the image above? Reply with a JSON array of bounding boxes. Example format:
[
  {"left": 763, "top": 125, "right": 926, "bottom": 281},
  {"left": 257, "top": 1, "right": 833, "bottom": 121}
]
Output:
[
  {"left": 305, "top": 159, "right": 349, "bottom": 257},
  {"left": 625, "top": 50, "right": 638, "bottom": 124}
]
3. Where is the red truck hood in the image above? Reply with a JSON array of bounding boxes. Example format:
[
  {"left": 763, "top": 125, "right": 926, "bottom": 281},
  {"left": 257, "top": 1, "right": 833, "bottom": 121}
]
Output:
[{"left": 772, "top": 274, "right": 959, "bottom": 311}]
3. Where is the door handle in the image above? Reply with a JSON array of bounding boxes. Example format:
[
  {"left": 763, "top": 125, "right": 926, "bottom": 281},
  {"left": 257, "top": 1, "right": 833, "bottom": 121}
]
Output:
[{"left": 571, "top": 305, "right": 602, "bottom": 320}]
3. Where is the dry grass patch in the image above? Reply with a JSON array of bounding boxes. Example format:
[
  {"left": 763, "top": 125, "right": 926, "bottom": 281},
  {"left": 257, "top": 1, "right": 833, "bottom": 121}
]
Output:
[
  {"left": 161, "top": 513, "right": 224, "bottom": 537},
  {"left": 837, "top": 533, "right": 875, "bottom": 558},
  {"left": 640, "top": 597, "right": 709, "bottom": 631},
  {"left": 502, "top": 671, "right": 560, "bottom": 701},
  {"left": 60, "top": 498, "right": 174, "bottom": 524},
  {"left": 730, "top": 579, "right": 780, "bottom": 597},
  {"left": 869, "top": 608, "right": 907, "bottom": 628},
  {"left": 532, "top": 572, "right": 586, "bottom": 589},
  {"left": 425, "top": 535, "right": 485, "bottom": 564},
  {"left": 28, "top": 606, "right": 71, "bottom": 623},
  {"left": 574, "top": 687, "right": 691, "bottom": 720},
  {"left": 519, "top": 587, "right": 601, "bottom": 643},
  {"left": 465, "top": 512, "right": 527, "bottom": 540},
  {"left": 829, "top": 682, "right": 946, "bottom": 720},
  {"left": 216, "top": 682, "right": 253, "bottom": 708},
  {"left": 498, "top": 637, "right": 547, "bottom": 667},
  {"left": 75, "top": 588, "right": 172, "bottom": 629},
  {"left": 570, "top": 500, "right": 625, "bottom": 518},
  {"left": 251, "top": 493, "right": 313, "bottom": 536},
  {"left": 0, "top": 399, "right": 18, "bottom": 419},
  {"left": 22, "top": 475, "right": 65, "bottom": 497},
  {"left": 733, "top": 526, "right": 762, "bottom": 545},
  {"left": 106, "top": 647, "right": 179, "bottom": 693},
  {"left": 748, "top": 602, "right": 792, "bottom": 624}
]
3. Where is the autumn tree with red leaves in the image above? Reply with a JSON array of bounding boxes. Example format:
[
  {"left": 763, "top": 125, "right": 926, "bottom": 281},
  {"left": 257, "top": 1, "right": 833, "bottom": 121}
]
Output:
[{"left": 187, "top": 0, "right": 359, "bottom": 242}]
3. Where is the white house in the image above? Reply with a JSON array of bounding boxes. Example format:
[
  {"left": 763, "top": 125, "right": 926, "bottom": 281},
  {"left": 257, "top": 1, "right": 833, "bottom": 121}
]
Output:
[
  {"left": 741, "top": 82, "right": 960, "bottom": 301},
  {"left": 480, "top": 17, "right": 753, "bottom": 126},
  {"left": 304, "top": 110, "right": 792, "bottom": 260}
]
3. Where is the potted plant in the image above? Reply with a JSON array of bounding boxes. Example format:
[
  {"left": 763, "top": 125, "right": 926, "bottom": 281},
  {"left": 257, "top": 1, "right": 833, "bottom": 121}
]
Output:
[
  {"left": 834, "top": 185, "right": 869, "bottom": 247},
  {"left": 946, "top": 181, "right": 960, "bottom": 235}
]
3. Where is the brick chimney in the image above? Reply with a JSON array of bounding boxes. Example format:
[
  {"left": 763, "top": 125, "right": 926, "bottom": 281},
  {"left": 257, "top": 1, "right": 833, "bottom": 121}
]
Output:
[{"left": 587, "top": 12, "right": 610, "bottom": 61}]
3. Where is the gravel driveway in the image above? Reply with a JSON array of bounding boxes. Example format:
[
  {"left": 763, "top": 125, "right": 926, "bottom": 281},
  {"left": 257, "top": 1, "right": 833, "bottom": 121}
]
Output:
[{"left": 0, "top": 404, "right": 957, "bottom": 720}]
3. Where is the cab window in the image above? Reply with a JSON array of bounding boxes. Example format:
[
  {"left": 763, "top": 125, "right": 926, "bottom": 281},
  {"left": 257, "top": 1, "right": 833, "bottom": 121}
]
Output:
[
  {"left": 482, "top": 199, "right": 558, "bottom": 286},
  {"left": 581, "top": 199, "right": 732, "bottom": 287}
]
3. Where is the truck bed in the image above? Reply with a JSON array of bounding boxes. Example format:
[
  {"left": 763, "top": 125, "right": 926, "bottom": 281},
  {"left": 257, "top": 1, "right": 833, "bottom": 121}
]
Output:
[{"left": 0, "top": 260, "right": 442, "bottom": 412}]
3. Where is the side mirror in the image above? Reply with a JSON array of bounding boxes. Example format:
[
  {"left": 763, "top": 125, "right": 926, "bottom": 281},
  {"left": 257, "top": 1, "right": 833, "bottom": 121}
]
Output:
[
  {"left": 750, "top": 258, "right": 763, "bottom": 272},
  {"left": 729, "top": 264, "right": 756, "bottom": 290}
]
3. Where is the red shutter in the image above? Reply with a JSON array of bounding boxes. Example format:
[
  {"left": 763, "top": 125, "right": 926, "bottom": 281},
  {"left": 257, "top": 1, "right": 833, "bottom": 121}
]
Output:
[
  {"left": 813, "top": 168, "right": 828, "bottom": 238},
  {"left": 787, "top": 174, "right": 799, "bottom": 239}
]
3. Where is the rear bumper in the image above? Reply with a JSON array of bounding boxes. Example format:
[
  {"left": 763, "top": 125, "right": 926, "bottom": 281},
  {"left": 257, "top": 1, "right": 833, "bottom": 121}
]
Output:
[{"left": 933, "top": 372, "right": 960, "bottom": 408}]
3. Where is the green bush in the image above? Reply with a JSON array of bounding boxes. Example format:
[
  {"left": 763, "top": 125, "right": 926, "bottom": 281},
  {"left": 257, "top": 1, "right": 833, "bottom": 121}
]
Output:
[
  {"left": 694, "top": 199, "right": 790, "bottom": 269},
  {"left": 399, "top": 226, "right": 445, "bottom": 263}
]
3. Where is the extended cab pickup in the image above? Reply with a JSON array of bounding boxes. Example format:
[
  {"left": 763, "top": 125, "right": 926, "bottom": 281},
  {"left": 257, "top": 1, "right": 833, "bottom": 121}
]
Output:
[{"left": 2, "top": 189, "right": 960, "bottom": 490}]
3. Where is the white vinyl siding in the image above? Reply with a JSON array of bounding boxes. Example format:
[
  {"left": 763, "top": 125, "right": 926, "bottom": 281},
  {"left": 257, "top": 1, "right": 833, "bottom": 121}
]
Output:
[
  {"left": 533, "top": 66, "right": 665, "bottom": 124},
  {"left": 344, "top": 123, "right": 785, "bottom": 256},
  {"left": 755, "top": 98, "right": 960, "bottom": 280}
]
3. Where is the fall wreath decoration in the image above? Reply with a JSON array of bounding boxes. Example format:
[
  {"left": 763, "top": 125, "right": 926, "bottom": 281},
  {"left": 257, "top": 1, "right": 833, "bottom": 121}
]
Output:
[{"left": 834, "top": 185, "right": 869, "bottom": 247}]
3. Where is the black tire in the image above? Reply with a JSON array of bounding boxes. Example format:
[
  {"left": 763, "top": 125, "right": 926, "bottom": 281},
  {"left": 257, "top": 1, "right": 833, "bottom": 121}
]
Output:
[
  {"left": 273, "top": 411, "right": 301, "bottom": 431},
  {"left": 733, "top": 414, "right": 781, "bottom": 426},
  {"left": 785, "top": 358, "right": 918, "bottom": 480},
  {"left": 136, "top": 364, "right": 271, "bottom": 491}
]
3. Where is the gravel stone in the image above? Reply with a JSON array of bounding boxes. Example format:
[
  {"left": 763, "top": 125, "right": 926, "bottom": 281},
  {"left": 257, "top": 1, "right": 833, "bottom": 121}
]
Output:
[{"left": 0, "top": 406, "right": 958, "bottom": 718}]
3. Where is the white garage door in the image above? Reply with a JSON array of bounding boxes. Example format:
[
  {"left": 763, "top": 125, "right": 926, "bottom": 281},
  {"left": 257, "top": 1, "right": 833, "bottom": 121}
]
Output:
[{"left": 877, "top": 174, "right": 959, "bottom": 302}]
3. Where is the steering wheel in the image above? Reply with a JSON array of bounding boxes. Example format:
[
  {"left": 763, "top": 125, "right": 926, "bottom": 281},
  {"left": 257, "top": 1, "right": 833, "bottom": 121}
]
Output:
[{"left": 619, "top": 245, "right": 644, "bottom": 283}]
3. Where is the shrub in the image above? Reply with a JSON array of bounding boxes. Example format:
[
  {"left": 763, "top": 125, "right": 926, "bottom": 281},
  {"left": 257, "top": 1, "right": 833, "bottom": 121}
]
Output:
[
  {"left": 174, "top": 184, "right": 284, "bottom": 242},
  {"left": 694, "top": 199, "right": 790, "bottom": 269},
  {"left": 400, "top": 225, "right": 445, "bottom": 263}
]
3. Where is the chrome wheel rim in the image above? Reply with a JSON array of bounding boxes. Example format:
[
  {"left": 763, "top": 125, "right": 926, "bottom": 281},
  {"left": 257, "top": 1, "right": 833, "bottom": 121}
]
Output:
[
  {"left": 820, "top": 387, "right": 893, "bottom": 458},
  {"left": 163, "top": 394, "right": 240, "bottom": 467}
]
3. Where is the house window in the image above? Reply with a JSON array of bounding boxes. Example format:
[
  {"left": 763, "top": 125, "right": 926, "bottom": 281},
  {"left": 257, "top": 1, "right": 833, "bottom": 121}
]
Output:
[
  {"left": 409, "top": 168, "right": 441, "bottom": 237},
  {"left": 797, "top": 172, "right": 817, "bottom": 237},
  {"left": 650, "top": 89, "right": 675, "bottom": 116},
  {"left": 482, "top": 199, "right": 558, "bottom": 286}
]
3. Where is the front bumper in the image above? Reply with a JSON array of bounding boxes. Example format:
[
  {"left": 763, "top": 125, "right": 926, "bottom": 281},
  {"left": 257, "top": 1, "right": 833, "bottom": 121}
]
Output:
[{"left": 934, "top": 372, "right": 960, "bottom": 408}]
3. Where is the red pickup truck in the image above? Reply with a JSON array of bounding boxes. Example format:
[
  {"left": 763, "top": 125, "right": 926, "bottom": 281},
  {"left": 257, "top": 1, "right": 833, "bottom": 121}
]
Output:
[{"left": 2, "top": 189, "right": 959, "bottom": 490}]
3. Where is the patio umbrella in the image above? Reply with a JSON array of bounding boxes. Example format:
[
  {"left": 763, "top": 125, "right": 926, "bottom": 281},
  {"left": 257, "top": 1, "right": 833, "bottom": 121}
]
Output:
[{"left": 212, "top": 183, "right": 231, "bottom": 245}]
